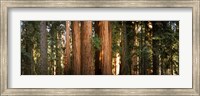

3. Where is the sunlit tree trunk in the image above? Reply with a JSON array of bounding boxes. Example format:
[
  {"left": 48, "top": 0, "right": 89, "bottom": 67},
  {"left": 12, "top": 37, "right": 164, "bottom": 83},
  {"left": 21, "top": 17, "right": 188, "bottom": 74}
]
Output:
[
  {"left": 64, "top": 21, "right": 71, "bottom": 75},
  {"left": 39, "top": 21, "right": 48, "bottom": 75},
  {"left": 98, "top": 21, "right": 112, "bottom": 75},
  {"left": 81, "top": 21, "right": 95, "bottom": 75},
  {"left": 72, "top": 21, "right": 81, "bottom": 75}
]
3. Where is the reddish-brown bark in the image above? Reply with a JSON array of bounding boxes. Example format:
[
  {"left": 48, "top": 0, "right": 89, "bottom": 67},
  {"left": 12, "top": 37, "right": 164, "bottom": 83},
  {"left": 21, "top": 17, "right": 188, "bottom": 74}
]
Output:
[
  {"left": 81, "top": 21, "right": 95, "bottom": 75},
  {"left": 98, "top": 21, "right": 112, "bottom": 75},
  {"left": 72, "top": 21, "right": 81, "bottom": 75},
  {"left": 64, "top": 21, "right": 71, "bottom": 75}
]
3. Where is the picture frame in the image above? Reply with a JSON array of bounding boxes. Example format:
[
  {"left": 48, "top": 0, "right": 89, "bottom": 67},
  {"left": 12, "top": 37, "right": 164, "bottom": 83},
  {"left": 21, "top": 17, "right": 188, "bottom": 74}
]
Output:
[{"left": 0, "top": 0, "right": 199, "bottom": 95}]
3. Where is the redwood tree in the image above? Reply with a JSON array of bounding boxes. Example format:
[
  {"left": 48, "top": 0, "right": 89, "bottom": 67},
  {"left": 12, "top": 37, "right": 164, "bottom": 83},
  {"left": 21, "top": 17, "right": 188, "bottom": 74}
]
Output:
[
  {"left": 72, "top": 21, "right": 81, "bottom": 75},
  {"left": 98, "top": 21, "right": 112, "bottom": 75},
  {"left": 39, "top": 21, "right": 48, "bottom": 75},
  {"left": 64, "top": 21, "right": 71, "bottom": 74},
  {"left": 120, "top": 21, "right": 129, "bottom": 75},
  {"left": 81, "top": 21, "right": 95, "bottom": 75}
]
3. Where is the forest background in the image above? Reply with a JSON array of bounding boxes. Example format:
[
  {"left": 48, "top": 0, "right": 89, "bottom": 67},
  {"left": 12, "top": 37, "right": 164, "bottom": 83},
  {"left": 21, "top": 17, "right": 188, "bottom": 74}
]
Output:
[{"left": 21, "top": 21, "right": 179, "bottom": 75}]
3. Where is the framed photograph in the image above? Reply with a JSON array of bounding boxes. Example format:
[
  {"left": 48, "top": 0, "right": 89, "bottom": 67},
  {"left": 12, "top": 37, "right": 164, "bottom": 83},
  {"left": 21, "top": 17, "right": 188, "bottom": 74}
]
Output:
[{"left": 1, "top": 0, "right": 199, "bottom": 95}]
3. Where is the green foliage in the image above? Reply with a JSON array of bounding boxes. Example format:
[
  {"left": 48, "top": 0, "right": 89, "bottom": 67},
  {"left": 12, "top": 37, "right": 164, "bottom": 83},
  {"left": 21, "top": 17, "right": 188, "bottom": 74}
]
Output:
[
  {"left": 152, "top": 21, "right": 179, "bottom": 74},
  {"left": 92, "top": 34, "right": 101, "bottom": 50},
  {"left": 21, "top": 21, "right": 41, "bottom": 75},
  {"left": 21, "top": 48, "right": 32, "bottom": 60},
  {"left": 21, "top": 21, "right": 179, "bottom": 75},
  {"left": 111, "top": 22, "right": 121, "bottom": 57}
]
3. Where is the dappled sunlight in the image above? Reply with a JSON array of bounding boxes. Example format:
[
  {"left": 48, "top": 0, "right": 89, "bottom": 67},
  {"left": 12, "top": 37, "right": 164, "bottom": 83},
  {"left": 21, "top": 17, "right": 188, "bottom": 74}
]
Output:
[{"left": 21, "top": 21, "right": 179, "bottom": 75}]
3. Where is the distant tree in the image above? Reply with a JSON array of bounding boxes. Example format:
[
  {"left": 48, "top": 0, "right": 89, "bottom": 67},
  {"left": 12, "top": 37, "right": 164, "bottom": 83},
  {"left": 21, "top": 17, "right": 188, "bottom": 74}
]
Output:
[
  {"left": 152, "top": 21, "right": 160, "bottom": 75},
  {"left": 111, "top": 22, "right": 121, "bottom": 75},
  {"left": 56, "top": 24, "right": 62, "bottom": 75},
  {"left": 146, "top": 21, "right": 153, "bottom": 75},
  {"left": 39, "top": 21, "right": 48, "bottom": 75},
  {"left": 21, "top": 20, "right": 179, "bottom": 75},
  {"left": 120, "top": 21, "right": 129, "bottom": 75},
  {"left": 64, "top": 21, "right": 71, "bottom": 75},
  {"left": 48, "top": 22, "right": 55, "bottom": 75},
  {"left": 131, "top": 21, "right": 139, "bottom": 75},
  {"left": 21, "top": 21, "right": 36, "bottom": 75}
]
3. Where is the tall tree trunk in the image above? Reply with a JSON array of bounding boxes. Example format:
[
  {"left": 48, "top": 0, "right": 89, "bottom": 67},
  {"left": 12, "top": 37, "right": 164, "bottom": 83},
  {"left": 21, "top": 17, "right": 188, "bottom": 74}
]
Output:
[
  {"left": 72, "top": 21, "right": 81, "bottom": 75},
  {"left": 81, "top": 21, "right": 95, "bottom": 75},
  {"left": 64, "top": 21, "right": 71, "bottom": 75},
  {"left": 139, "top": 22, "right": 143, "bottom": 75},
  {"left": 39, "top": 21, "right": 48, "bottom": 75},
  {"left": 98, "top": 21, "right": 112, "bottom": 75},
  {"left": 148, "top": 21, "right": 153, "bottom": 75},
  {"left": 120, "top": 21, "right": 128, "bottom": 75},
  {"left": 152, "top": 22, "right": 159, "bottom": 75},
  {"left": 132, "top": 22, "right": 139, "bottom": 75}
]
